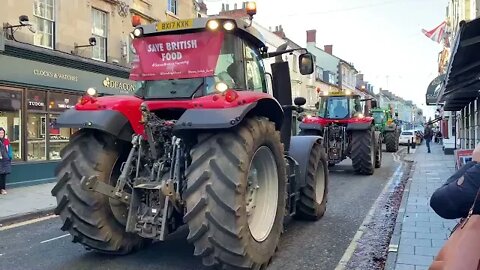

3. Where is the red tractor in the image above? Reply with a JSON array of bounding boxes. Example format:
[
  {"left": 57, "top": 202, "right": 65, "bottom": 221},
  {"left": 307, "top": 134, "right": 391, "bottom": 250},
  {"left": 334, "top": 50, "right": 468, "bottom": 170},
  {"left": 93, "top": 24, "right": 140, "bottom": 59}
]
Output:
[
  {"left": 51, "top": 5, "right": 329, "bottom": 269},
  {"left": 299, "top": 90, "right": 382, "bottom": 175}
]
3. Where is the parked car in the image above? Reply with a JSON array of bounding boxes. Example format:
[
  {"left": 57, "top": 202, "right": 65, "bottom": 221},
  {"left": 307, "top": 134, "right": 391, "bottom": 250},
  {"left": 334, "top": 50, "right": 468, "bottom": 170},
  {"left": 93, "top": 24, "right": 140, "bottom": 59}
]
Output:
[{"left": 399, "top": 130, "right": 416, "bottom": 146}]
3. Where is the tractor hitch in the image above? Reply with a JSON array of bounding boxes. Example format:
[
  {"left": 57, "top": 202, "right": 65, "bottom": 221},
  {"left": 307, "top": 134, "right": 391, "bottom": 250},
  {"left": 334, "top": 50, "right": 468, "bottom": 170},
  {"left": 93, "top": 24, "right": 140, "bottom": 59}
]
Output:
[{"left": 81, "top": 175, "right": 131, "bottom": 204}]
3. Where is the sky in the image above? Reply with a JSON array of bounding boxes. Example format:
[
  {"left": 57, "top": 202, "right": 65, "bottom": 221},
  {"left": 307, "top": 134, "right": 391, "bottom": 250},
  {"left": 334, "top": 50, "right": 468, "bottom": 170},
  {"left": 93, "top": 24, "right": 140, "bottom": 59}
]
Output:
[{"left": 204, "top": 0, "right": 449, "bottom": 119}]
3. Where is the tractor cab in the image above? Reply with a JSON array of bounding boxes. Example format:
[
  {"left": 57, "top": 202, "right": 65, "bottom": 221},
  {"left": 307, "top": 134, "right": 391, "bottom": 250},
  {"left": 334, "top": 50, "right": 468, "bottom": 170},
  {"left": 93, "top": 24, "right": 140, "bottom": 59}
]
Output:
[
  {"left": 314, "top": 90, "right": 365, "bottom": 120},
  {"left": 127, "top": 14, "right": 313, "bottom": 102}
]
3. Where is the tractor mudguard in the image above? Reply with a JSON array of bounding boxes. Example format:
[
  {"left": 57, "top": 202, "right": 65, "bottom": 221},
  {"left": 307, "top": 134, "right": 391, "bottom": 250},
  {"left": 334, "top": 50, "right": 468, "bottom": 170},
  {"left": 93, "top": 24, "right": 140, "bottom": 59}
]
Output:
[
  {"left": 346, "top": 122, "right": 372, "bottom": 131},
  {"left": 173, "top": 99, "right": 284, "bottom": 132},
  {"left": 288, "top": 135, "right": 324, "bottom": 189},
  {"left": 299, "top": 122, "right": 323, "bottom": 131},
  {"left": 55, "top": 109, "right": 134, "bottom": 141}
]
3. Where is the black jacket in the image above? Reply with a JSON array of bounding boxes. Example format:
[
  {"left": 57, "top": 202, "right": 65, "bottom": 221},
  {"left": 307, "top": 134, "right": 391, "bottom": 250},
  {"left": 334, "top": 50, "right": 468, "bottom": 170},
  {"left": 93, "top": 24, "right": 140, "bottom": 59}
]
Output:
[{"left": 430, "top": 161, "right": 480, "bottom": 219}]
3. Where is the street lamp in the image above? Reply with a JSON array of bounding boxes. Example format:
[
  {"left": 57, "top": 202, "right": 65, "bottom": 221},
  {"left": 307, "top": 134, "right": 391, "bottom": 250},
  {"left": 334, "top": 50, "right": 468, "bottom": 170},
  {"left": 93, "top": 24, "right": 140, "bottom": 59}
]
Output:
[
  {"left": 2, "top": 15, "right": 36, "bottom": 41},
  {"left": 72, "top": 37, "right": 97, "bottom": 55}
]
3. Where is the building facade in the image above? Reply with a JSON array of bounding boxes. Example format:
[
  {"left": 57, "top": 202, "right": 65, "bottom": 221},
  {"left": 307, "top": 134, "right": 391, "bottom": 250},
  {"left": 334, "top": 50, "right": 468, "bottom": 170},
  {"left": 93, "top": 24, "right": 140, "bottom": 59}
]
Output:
[{"left": 1, "top": 0, "right": 199, "bottom": 187}]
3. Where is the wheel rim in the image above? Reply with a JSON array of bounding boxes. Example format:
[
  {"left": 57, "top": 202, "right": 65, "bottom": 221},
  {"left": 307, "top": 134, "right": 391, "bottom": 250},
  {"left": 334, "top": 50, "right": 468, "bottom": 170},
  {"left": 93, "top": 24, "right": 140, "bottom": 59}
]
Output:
[
  {"left": 314, "top": 161, "right": 325, "bottom": 204},
  {"left": 246, "top": 146, "right": 279, "bottom": 242}
]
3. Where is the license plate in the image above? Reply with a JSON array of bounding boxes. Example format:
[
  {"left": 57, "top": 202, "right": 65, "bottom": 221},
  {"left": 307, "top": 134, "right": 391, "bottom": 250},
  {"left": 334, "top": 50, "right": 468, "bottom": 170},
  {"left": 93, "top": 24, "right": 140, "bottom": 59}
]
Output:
[{"left": 156, "top": 19, "right": 193, "bottom": 31}]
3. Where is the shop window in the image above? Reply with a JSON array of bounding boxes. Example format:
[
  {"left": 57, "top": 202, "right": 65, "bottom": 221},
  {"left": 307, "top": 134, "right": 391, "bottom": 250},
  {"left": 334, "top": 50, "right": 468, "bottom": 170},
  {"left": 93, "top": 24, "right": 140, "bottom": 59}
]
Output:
[
  {"left": 48, "top": 92, "right": 81, "bottom": 160},
  {"left": 27, "top": 90, "right": 47, "bottom": 161},
  {"left": 92, "top": 8, "right": 108, "bottom": 61},
  {"left": 0, "top": 88, "right": 22, "bottom": 161}
]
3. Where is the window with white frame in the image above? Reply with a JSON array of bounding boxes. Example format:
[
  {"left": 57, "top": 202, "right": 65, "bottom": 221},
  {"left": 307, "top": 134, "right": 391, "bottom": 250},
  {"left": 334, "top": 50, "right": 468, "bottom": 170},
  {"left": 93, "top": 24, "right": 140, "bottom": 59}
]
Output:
[
  {"left": 33, "top": 0, "right": 55, "bottom": 49},
  {"left": 92, "top": 8, "right": 108, "bottom": 61},
  {"left": 168, "top": 0, "right": 177, "bottom": 15}
]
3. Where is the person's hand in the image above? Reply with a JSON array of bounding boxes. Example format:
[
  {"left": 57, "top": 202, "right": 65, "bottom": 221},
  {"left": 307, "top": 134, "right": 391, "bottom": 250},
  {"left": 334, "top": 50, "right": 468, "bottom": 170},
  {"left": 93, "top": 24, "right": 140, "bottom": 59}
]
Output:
[{"left": 472, "top": 144, "right": 480, "bottom": 162}]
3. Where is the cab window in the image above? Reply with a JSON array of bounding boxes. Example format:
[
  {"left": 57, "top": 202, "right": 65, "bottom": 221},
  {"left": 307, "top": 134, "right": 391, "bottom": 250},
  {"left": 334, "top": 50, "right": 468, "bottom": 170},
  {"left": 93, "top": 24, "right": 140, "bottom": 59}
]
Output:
[{"left": 244, "top": 45, "right": 266, "bottom": 92}]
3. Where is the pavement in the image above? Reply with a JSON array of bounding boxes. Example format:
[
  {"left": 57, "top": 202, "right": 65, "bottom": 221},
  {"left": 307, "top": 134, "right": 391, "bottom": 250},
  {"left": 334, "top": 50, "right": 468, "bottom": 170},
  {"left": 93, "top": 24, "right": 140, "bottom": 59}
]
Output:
[
  {"left": 385, "top": 142, "right": 458, "bottom": 270},
  {"left": 0, "top": 182, "right": 56, "bottom": 225},
  {"left": 0, "top": 146, "right": 405, "bottom": 270}
]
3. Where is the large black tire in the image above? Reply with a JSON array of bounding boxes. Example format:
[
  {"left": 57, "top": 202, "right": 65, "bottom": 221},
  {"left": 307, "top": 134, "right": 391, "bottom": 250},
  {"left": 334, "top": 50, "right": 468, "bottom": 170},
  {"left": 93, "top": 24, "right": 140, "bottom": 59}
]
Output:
[
  {"left": 350, "top": 128, "right": 375, "bottom": 175},
  {"left": 51, "top": 130, "right": 146, "bottom": 254},
  {"left": 183, "top": 117, "right": 286, "bottom": 269},
  {"left": 294, "top": 143, "right": 328, "bottom": 221},
  {"left": 384, "top": 131, "right": 398, "bottom": 152},
  {"left": 375, "top": 133, "right": 382, "bottom": 169}
]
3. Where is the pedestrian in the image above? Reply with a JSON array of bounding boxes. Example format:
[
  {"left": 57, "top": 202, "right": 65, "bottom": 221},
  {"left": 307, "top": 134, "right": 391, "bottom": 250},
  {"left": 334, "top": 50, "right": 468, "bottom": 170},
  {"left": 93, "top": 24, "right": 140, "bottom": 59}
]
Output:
[
  {"left": 0, "top": 127, "right": 13, "bottom": 195},
  {"left": 430, "top": 143, "right": 480, "bottom": 219},
  {"left": 424, "top": 123, "right": 434, "bottom": 153}
]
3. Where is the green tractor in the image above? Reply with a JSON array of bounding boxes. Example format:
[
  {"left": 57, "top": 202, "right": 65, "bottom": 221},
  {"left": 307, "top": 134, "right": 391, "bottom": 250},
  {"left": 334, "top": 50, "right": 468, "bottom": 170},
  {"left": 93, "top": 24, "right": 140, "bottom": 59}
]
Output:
[{"left": 371, "top": 107, "right": 400, "bottom": 152}]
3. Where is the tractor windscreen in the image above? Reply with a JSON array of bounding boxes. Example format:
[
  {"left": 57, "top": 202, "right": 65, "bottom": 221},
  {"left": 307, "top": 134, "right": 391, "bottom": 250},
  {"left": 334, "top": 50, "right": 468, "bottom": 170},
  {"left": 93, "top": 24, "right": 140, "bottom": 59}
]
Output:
[
  {"left": 317, "top": 95, "right": 363, "bottom": 119},
  {"left": 130, "top": 31, "right": 245, "bottom": 99},
  {"left": 372, "top": 111, "right": 385, "bottom": 124}
]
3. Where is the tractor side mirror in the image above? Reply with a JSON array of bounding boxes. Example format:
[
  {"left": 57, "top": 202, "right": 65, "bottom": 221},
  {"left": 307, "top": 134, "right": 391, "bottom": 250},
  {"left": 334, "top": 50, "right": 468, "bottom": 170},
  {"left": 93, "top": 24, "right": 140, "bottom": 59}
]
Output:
[
  {"left": 395, "top": 112, "right": 399, "bottom": 117},
  {"left": 299, "top": 53, "right": 314, "bottom": 75},
  {"left": 371, "top": 100, "right": 378, "bottom": 108},
  {"left": 294, "top": 97, "right": 306, "bottom": 106}
]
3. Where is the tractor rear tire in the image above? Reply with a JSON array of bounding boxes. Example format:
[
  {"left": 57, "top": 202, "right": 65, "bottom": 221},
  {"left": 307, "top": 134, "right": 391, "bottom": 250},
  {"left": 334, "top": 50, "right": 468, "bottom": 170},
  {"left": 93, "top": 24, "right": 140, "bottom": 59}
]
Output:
[
  {"left": 350, "top": 128, "right": 375, "bottom": 175},
  {"left": 375, "top": 133, "right": 382, "bottom": 169},
  {"left": 294, "top": 142, "right": 328, "bottom": 221},
  {"left": 384, "top": 131, "right": 398, "bottom": 152},
  {"left": 51, "top": 130, "right": 147, "bottom": 254},
  {"left": 184, "top": 117, "right": 286, "bottom": 269}
]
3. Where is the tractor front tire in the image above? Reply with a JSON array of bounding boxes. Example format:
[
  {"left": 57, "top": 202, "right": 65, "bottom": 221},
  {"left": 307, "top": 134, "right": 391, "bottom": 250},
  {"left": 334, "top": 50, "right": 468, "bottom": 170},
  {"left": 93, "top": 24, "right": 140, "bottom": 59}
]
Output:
[
  {"left": 295, "top": 142, "right": 328, "bottom": 221},
  {"left": 51, "top": 130, "right": 147, "bottom": 254},
  {"left": 184, "top": 117, "right": 286, "bottom": 269},
  {"left": 384, "top": 131, "right": 398, "bottom": 152},
  {"left": 350, "top": 128, "right": 375, "bottom": 175},
  {"left": 375, "top": 133, "right": 382, "bottom": 169}
]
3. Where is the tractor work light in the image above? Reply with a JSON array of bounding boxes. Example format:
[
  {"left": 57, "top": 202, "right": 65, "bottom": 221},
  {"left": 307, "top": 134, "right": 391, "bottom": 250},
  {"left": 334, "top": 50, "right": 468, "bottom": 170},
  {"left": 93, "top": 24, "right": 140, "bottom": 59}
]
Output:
[
  {"left": 357, "top": 113, "right": 365, "bottom": 118},
  {"left": 133, "top": 27, "right": 143, "bottom": 37},
  {"left": 223, "top": 21, "right": 236, "bottom": 31},
  {"left": 86, "top": 87, "right": 97, "bottom": 96},
  {"left": 215, "top": 82, "right": 228, "bottom": 92},
  {"left": 345, "top": 90, "right": 352, "bottom": 95},
  {"left": 207, "top": 20, "right": 219, "bottom": 30}
]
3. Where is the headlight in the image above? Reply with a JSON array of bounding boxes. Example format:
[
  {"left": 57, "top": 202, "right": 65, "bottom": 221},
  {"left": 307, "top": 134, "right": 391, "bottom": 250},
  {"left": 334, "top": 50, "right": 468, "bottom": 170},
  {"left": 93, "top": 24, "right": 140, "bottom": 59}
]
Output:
[
  {"left": 223, "top": 21, "right": 236, "bottom": 31},
  {"left": 207, "top": 20, "right": 219, "bottom": 30},
  {"left": 215, "top": 82, "right": 228, "bottom": 92},
  {"left": 345, "top": 90, "right": 351, "bottom": 95},
  {"left": 357, "top": 113, "right": 364, "bottom": 118},
  {"left": 86, "top": 87, "right": 97, "bottom": 96}
]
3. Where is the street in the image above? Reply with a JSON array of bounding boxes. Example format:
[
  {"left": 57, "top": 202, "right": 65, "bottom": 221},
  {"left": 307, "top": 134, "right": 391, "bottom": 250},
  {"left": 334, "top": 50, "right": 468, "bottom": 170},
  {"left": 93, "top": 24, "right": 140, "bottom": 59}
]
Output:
[{"left": 0, "top": 147, "right": 406, "bottom": 270}]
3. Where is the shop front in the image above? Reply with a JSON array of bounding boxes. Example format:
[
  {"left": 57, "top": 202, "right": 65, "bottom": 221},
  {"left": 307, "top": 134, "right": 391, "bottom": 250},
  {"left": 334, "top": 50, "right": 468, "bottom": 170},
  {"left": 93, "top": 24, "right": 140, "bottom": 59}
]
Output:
[{"left": 0, "top": 53, "right": 137, "bottom": 187}]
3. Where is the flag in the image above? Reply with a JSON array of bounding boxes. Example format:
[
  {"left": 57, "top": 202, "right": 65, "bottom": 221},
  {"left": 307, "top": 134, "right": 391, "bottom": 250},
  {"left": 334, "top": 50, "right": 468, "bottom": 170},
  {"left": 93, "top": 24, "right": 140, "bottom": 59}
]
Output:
[{"left": 422, "top": 21, "right": 447, "bottom": 44}]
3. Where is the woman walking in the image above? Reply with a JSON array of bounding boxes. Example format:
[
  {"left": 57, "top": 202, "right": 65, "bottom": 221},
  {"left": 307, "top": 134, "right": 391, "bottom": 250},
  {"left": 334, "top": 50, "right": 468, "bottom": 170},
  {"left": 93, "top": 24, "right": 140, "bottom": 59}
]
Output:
[{"left": 0, "top": 127, "right": 13, "bottom": 195}]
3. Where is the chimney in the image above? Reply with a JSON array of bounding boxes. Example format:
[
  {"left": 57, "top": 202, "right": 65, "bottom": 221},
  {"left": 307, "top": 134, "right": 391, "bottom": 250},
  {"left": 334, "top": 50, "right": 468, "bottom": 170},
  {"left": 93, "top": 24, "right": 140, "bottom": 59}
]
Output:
[
  {"left": 221, "top": 3, "right": 225, "bottom": 11},
  {"left": 234, "top": 3, "right": 237, "bottom": 9},
  {"left": 324, "top": 45, "right": 333, "bottom": 55},
  {"left": 226, "top": 3, "right": 229, "bottom": 11},
  {"left": 306, "top": 29, "right": 316, "bottom": 44},
  {"left": 242, "top": 2, "right": 246, "bottom": 8},
  {"left": 273, "top": 25, "right": 286, "bottom": 39}
]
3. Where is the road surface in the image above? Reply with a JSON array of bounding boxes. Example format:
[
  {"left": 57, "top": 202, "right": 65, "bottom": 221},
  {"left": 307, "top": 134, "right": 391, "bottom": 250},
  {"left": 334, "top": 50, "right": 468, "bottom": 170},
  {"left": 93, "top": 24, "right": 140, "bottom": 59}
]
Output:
[{"left": 0, "top": 147, "right": 406, "bottom": 270}]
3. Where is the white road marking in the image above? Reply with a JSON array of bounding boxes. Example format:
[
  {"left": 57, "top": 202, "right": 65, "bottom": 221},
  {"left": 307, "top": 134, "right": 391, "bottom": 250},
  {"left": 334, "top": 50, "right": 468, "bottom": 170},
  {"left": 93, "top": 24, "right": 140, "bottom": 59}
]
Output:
[
  {"left": 0, "top": 215, "right": 57, "bottom": 231},
  {"left": 40, "top": 234, "right": 70, "bottom": 244},
  {"left": 334, "top": 165, "right": 404, "bottom": 270}
]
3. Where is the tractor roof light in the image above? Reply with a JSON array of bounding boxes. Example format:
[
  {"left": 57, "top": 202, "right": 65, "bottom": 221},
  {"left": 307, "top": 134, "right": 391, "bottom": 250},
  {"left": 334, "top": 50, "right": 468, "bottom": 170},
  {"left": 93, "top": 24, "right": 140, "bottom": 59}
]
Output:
[
  {"left": 223, "top": 21, "right": 236, "bottom": 31},
  {"left": 345, "top": 90, "right": 352, "bottom": 95},
  {"left": 357, "top": 113, "right": 365, "bottom": 118},
  {"left": 133, "top": 27, "right": 143, "bottom": 37},
  {"left": 246, "top": 2, "right": 257, "bottom": 17},
  {"left": 207, "top": 20, "right": 220, "bottom": 30}
]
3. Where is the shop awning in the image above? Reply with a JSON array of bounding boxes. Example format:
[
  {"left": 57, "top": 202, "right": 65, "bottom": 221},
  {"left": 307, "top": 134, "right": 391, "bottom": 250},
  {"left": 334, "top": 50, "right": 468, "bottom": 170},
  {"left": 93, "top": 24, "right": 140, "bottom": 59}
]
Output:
[
  {"left": 425, "top": 74, "right": 445, "bottom": 105},
  {"left": 437, "top": 18, "right": 480, "bottom": 111}
]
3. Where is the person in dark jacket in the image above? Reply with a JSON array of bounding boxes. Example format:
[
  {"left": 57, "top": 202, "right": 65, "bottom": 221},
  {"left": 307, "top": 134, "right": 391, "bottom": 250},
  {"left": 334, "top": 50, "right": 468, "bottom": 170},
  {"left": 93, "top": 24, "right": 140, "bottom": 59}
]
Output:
[
  {"left": 424, "top": 123, "right": 434, "bottom": 153},
  {"left": 0, "top": 127, "right": 13, "bottom": 195},
  {"left": 430, "top": 144, "right": 480, "bottom": 219}
]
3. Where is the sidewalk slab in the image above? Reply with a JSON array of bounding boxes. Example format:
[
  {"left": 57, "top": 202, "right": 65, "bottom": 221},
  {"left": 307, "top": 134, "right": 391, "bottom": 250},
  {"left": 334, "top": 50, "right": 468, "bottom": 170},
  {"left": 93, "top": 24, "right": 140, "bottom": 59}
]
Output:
[
  {"left": 385, "top": 143, "right": 457, "bottom": 270},
  {"left": 0, "top": 182, "right": 56, "bottom": 225}
]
